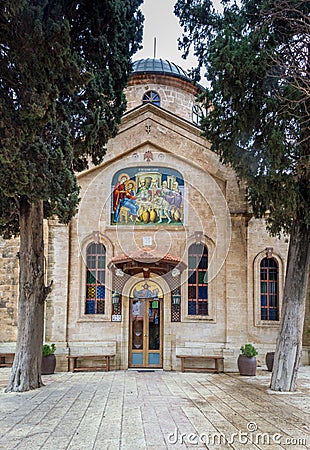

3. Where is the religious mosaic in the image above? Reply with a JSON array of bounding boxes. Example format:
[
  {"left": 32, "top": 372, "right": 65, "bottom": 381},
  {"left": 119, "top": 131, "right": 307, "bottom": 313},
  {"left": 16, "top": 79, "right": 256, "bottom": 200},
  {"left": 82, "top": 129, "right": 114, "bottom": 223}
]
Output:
[
  {"left": 131, "top": 281, "right": 163, "bottom": 300},
  {"left": 111, "top": 167, "right": 184, "bottom": 225}
]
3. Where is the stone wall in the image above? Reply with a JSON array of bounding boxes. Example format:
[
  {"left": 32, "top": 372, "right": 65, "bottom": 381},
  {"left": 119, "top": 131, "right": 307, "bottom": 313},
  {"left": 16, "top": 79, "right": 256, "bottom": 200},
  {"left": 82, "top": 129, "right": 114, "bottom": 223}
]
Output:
[
  {"left": 125, "top": 74, "right": 201, "bottom": 123},
  {"left": 0, "top": 237, "right": 19, "bottom": 348}
]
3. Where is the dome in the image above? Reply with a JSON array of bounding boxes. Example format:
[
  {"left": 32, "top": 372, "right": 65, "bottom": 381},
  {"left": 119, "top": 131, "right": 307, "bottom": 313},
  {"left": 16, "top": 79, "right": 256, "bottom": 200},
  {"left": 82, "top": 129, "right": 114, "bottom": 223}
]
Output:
[{"left": 132, "top": 58, "right": 193, "bottom": 84}]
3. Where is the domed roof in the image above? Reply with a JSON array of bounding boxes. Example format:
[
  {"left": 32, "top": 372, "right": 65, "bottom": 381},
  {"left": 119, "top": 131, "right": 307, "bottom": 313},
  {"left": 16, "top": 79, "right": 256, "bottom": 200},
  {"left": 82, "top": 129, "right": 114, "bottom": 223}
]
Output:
[{"left": 132, "top": 58, "right": 192, "bottom": 84}]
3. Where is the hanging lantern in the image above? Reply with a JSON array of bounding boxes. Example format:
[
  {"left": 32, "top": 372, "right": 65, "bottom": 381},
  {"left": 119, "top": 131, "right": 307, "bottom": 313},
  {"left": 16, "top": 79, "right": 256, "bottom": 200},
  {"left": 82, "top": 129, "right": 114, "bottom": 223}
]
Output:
[
  {"left": 112, "top": 291, "right": 120, "bottom": 305},
  {"left": 172, "top": 291, "right": 181, "bottom": 306}
]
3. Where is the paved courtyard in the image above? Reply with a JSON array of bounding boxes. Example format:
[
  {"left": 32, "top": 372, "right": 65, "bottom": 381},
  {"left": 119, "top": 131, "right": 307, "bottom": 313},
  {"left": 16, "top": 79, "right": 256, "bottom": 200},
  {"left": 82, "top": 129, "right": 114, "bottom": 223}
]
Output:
[{"left": 0, "top": 367, "right": 309, "bottom": 449}]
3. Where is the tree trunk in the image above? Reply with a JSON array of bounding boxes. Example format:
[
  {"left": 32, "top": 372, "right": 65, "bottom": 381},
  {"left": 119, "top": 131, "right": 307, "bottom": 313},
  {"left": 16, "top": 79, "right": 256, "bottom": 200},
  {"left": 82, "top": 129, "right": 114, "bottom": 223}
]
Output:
[
  {"left": 5, "top": 199, "right": 47, "bottom": 392},
  {"left": 270, "top": 217, "right": 310, "bottom": 392}
]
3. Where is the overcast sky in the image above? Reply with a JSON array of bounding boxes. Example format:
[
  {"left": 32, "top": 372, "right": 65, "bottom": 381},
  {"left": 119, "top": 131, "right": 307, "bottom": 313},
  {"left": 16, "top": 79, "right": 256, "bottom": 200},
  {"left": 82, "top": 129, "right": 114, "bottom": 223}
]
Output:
[
  {"left": 134, "top": 0, "right": 199, "bottom": 72},
  {"left": 133, "top": 0, "right": 223, "bottom": 85}
]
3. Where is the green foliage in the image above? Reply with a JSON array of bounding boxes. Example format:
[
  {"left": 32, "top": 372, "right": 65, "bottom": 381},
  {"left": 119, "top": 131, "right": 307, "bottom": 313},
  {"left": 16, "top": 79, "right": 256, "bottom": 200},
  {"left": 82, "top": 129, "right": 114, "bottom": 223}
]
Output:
[
  {"left": 175, "top": 0, "right": 310, "bottom": 236},
  {"left": 0, "top": 0, "right": 144, "bottom": 237},
  {"left": 42, "top": 343, "right": 56, "bottom": 356},
  {"left": 240, "top": 344, "right": 258, "bottom": 358}
]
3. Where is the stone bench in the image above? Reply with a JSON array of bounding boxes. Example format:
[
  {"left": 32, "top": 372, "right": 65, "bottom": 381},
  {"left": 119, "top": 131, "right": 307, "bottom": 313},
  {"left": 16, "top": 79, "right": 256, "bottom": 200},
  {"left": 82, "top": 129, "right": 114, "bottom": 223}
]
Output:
[
  {"left": 66, "top": 354, "right": 115, "bottom": 372},
  {"left": 0, "top": 353, "right": 15, "bottom": 368},
  {"left": 176, "top": 355, "right": 224, "bottom": 373}
]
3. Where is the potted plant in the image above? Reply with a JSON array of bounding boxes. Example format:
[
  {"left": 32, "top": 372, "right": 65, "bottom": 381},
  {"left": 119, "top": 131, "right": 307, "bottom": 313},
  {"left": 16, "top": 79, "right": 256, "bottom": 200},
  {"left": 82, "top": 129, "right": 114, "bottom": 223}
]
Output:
[
  {"left": 237, "top": 344, "right": 258, "bottom": 376},
  {"left": 41, "top": 343, "right": 56, "bottom": 375}
]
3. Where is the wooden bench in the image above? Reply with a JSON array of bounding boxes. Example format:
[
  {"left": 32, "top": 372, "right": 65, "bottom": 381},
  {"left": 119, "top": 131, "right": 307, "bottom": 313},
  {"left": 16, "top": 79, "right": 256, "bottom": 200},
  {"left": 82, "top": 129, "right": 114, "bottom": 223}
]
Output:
[
  {"left": 176, "top": 355, "right": 224, "bottom": 373},
  {"left": 0, "top": 353, "right": 15, "bottom": 368},
  {"left": 66, "top": 354, "right": 115, "bottom": 372}
]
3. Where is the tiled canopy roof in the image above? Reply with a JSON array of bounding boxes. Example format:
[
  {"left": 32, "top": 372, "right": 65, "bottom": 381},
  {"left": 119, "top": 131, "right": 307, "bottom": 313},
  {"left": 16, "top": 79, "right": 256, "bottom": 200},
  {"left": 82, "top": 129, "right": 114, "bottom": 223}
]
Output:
[{"left": 110, "top": 247, "right": 184, "bottom": 266}]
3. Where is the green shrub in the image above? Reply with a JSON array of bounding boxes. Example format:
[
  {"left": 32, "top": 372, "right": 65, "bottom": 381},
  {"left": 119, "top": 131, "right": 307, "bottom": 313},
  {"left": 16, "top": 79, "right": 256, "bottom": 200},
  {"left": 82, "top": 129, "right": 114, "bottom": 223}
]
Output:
[
  {"left": 42, "top": 343, "right": 56, "bottom": 357},
  {"left": 240, "top": 344, "right": 258, "bottom": 358}
]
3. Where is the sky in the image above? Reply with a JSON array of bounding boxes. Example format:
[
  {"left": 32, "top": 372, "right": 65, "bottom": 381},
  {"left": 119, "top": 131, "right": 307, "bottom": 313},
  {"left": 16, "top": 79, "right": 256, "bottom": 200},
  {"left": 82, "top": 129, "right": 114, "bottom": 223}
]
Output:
[{"left": 134, "top": 0, "right": 199, "bottom": 73}]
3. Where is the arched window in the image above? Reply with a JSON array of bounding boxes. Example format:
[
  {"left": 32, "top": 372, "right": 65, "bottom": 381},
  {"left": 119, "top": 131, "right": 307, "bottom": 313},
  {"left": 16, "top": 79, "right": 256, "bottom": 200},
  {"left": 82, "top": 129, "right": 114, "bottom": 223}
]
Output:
[
  {"left": 85, "top": 242, "right": 106, "bottom": 314},
  {"left": 260, "top": 257, "right": 279, "bottom": 321},
  {"left": 192, "top": 104, "right": 203, "bottom": 126},
  {"left": 188, "top": 243, "right": 208, "bottom": 315},
  {"left": 142, "top": 90, "right": 160, "bottom": 107}
]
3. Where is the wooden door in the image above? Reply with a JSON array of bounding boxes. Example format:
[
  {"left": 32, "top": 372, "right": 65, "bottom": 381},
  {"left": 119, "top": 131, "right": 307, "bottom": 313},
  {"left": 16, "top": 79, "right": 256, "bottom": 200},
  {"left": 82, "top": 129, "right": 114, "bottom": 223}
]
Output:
[{"left": 129, "top": 298, "right": 163, "bottom": 368}]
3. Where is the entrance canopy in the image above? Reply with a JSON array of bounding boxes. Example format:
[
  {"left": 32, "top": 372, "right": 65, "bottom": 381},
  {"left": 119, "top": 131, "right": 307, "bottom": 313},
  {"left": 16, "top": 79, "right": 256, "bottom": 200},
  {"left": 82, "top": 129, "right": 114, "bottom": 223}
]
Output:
[{"left": 108, "top": 247, "right": 186, "bottom": 277}]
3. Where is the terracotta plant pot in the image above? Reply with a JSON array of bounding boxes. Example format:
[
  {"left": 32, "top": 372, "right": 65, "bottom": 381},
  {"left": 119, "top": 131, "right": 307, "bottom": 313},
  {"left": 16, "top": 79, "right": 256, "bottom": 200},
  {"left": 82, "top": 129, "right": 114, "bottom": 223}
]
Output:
[
  {"left": 237, "top": 354, "right": 257, "bottom": 376},
  {"left": 41, "top": 354, "right": 56, "bottom": 375},
  {"left": 265, "top": 352, "right": 275, "bottom": 372}
]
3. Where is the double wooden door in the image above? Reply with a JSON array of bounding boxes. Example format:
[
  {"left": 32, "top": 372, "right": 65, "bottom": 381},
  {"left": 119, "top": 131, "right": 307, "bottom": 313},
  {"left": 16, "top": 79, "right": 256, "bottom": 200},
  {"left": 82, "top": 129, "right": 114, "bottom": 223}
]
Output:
[{"left": 129, "top": 297, "right": 163, "bottom": 368}]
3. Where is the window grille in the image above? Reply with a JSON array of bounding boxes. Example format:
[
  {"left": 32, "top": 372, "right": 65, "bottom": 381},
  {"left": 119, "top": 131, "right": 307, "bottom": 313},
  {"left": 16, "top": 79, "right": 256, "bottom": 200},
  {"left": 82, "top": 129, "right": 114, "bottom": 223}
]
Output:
[
  {"left": 188, "top": 243, "right": 208, "bottom": 315},
  {"left": 171, "top": 289, "right": 181, "bottom": 322},
  {"left": 260, "top": 257, "right": 279, "bottom": 321},
  {"left": 142, "top": 90, "right": 161, "bottom": 107},
  {"left": 85, "top": 242, "right": 106, "bottom": 314},
  {"left": 192, "top": 104, "right": 203, "bottom": 125}
]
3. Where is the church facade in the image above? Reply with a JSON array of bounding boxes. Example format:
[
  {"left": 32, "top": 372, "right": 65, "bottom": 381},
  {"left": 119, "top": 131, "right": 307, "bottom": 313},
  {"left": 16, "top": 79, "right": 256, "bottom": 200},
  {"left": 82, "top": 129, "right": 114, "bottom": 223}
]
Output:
[{"left": 1, "top": 58, "right": 309, "bottom": 371}]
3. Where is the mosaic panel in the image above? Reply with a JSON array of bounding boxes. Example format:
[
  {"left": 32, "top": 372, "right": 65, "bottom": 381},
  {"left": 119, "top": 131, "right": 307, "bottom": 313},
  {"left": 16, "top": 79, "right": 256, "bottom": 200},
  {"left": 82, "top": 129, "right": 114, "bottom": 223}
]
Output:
[{"left": 111, "top": 167, "right": 184, "bottom": 225}]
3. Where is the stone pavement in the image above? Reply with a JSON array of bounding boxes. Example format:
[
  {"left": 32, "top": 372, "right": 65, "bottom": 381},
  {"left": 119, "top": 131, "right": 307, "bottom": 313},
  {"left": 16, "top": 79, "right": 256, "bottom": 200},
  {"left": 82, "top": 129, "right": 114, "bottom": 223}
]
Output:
[{"left": 0, "top": 367, "right": 309, "bottom": 450}]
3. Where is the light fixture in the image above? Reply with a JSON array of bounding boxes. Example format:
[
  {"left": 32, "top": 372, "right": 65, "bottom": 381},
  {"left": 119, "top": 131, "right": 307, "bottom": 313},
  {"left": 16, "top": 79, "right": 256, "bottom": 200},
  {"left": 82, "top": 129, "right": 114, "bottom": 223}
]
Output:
[
  {"left": 115, "top": 268, "right": 124, "bottom": 277},
  {"left": 112, "top": 291, "right": 120, "bottom": 305},
  {"left": 194, "top": 231, "right": 203, "bottom": 243},
  {"left": 172, "top": 268, "right": 180, "bottom": 277},
  {"left": 172, "top": 291, "right": 181, "bottom": 307},
  {"left": 143, "top": 268, "right": 150, "bottom": 279}
]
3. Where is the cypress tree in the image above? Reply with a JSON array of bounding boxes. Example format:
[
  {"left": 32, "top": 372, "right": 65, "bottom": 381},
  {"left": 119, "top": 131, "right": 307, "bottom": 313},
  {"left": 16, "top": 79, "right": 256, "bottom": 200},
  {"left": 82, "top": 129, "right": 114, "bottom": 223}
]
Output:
[
  {"left": 175, "top": 0, "right": 310, "bottom": 391},
  {"left": 0, "top": 0, "right": 143, "bottom": 392}
]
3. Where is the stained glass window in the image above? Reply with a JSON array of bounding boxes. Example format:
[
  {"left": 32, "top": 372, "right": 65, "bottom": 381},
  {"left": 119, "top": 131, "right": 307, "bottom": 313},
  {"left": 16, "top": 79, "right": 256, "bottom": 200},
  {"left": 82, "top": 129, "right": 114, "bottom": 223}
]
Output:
[
  {"left": 260, "top": 258, "right": 279, "bottom": 321},
  {"left": 85, "top": 242, "right": 106, "bottom": 314},
  {"left": 142, "top": 90, "right": 161, "bottom": 107},
  {"left": 188, "top": 243, "right": 208, "bottom": 315}
]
